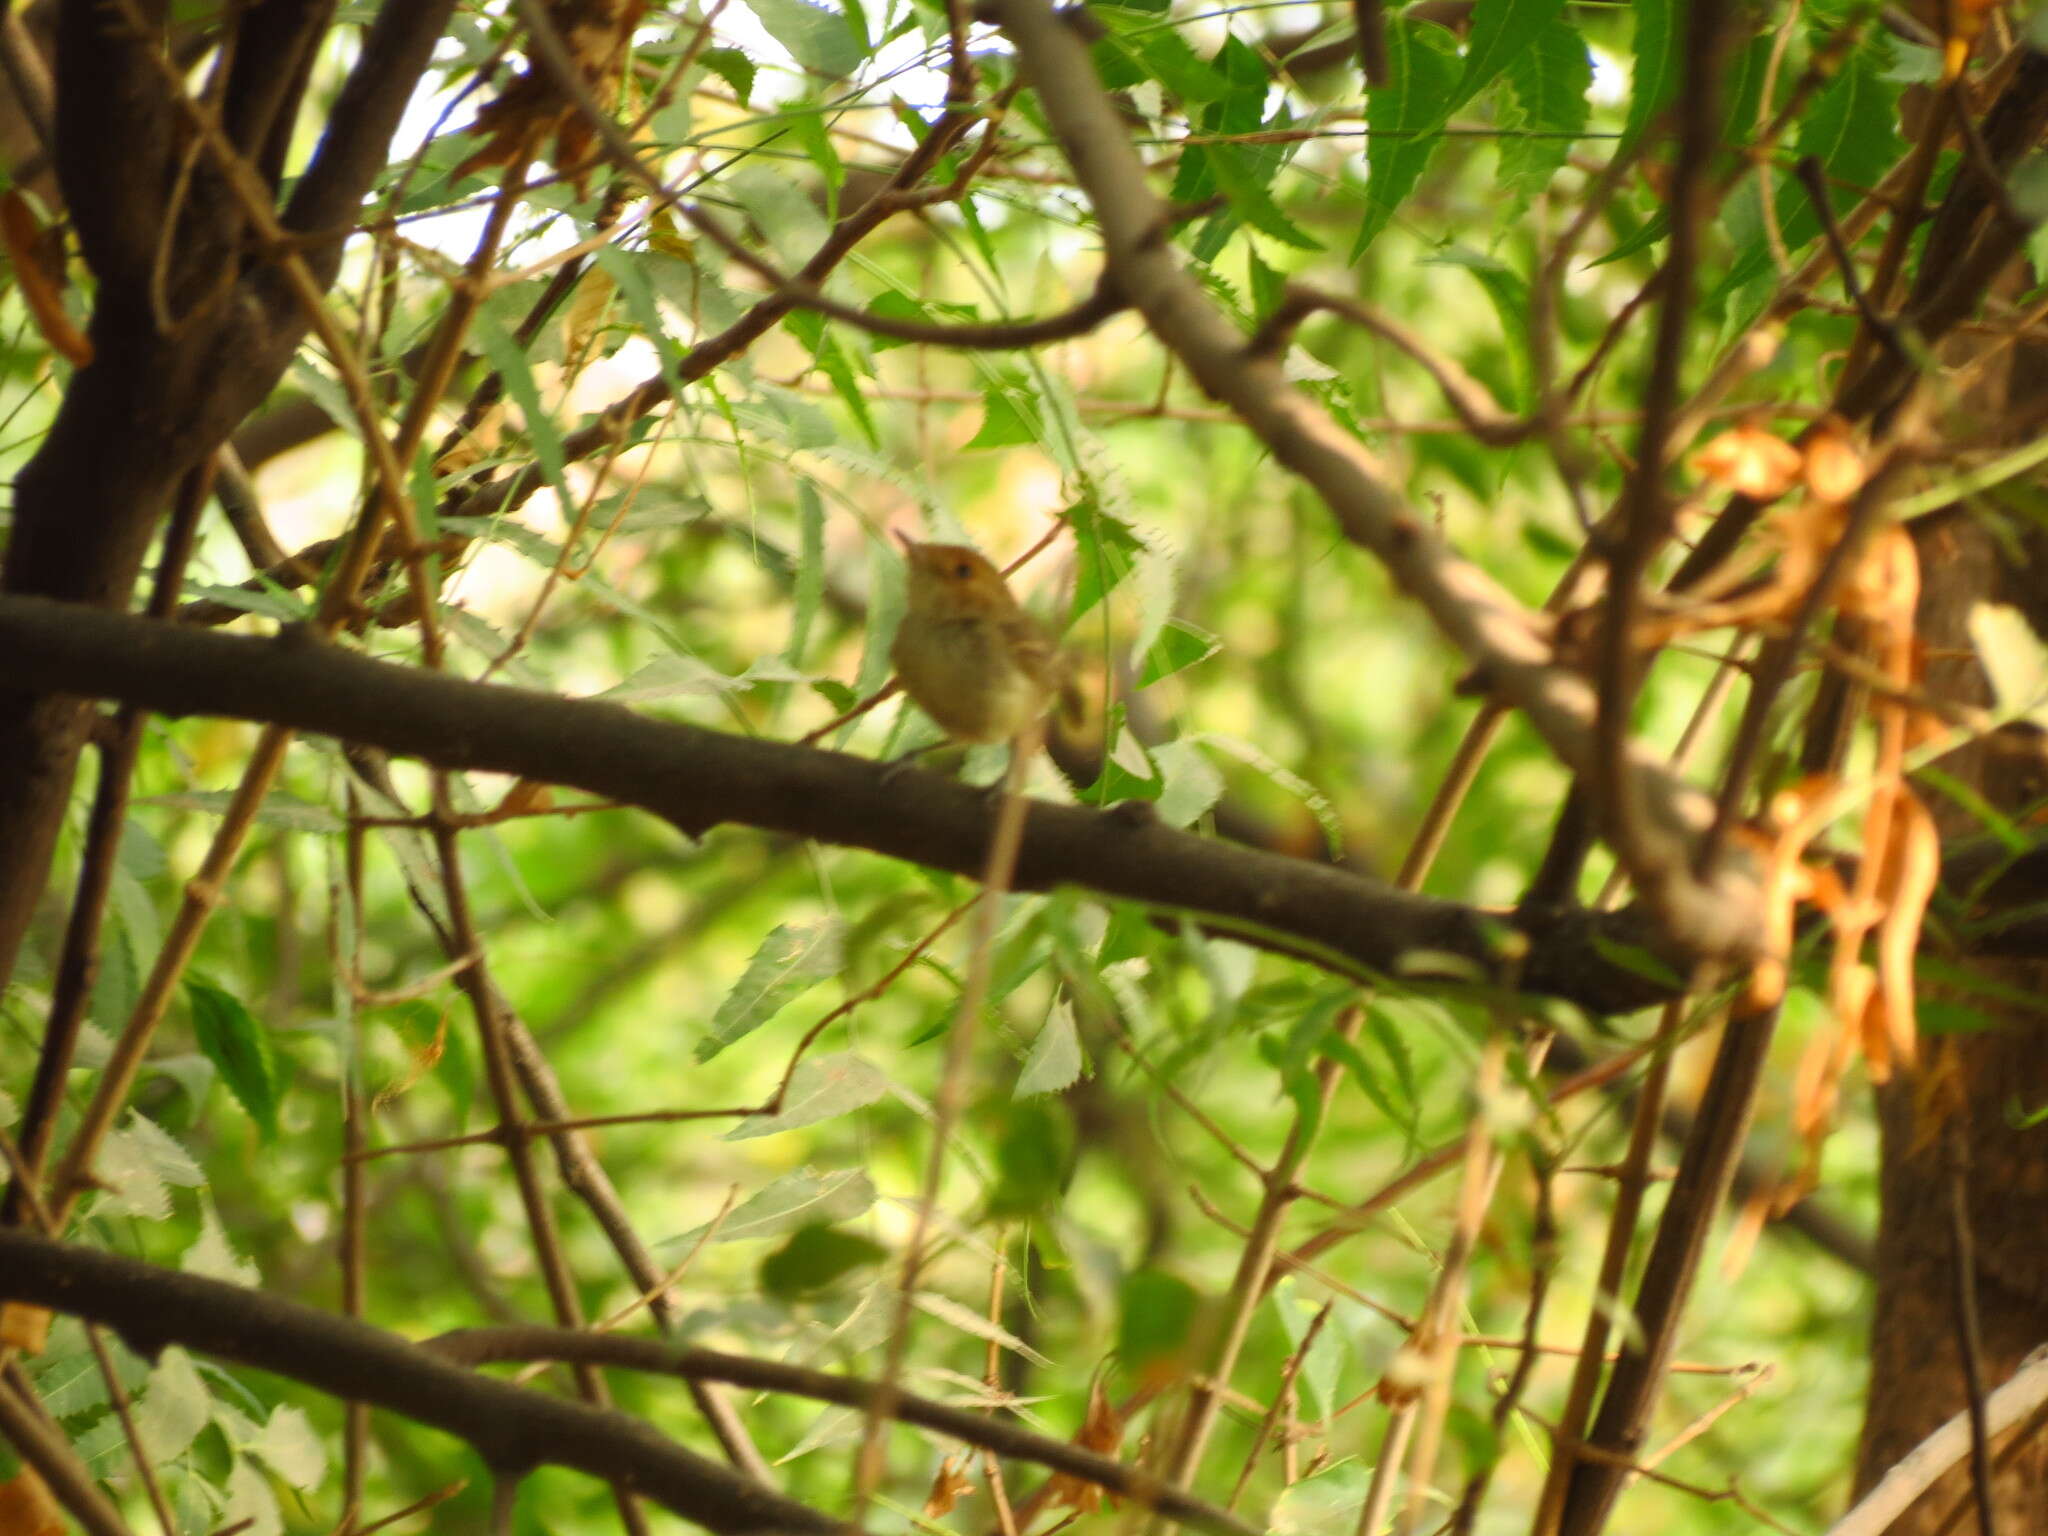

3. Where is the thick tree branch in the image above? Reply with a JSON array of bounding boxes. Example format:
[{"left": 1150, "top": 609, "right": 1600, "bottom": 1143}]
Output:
[
  {"left": 5, "top": 594, "right": 2044, "bottom": 1016},
  {"left": 52, "top": 0, "right": 174, "bottom": 289},
  {"left": 0, "top": 592, "right": 1679, "bottom": 1015},
  {"left": 424, "top": 1328, "right": 1259, "bottom": 1536},
  {"left": 980, "top": 0, "right": 1762, "bottom": 968},
  {"left": 0, "top": 1231, "right": 837, "bottom": 1535}
]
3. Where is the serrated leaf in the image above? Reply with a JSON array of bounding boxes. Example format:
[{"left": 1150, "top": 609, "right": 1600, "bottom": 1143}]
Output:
[
  {"left": 1138, "top": 619, "right": 1221, "bottom": 687},
  {"left": 246, "top": 1404, "right": 327, "bottom": 1489},
  {"left": 1015, "top": 1000, "right": 1083, "bottom": 1096},
  {"left": 1151, "top": 739, "right": 1224, "bottom": 829},
  {"left": 1117, "top": 24, "right": 1228, "bottom": 104},
  {"left": 914, "top": 1291, "right": 1053, "bottom": 1365},
  {"left": 1352, "top": 22, "right": 1460, "bottom": 260},
  {"left": 759, "top": 1222, "right": 887, "bottom": 1297},
  {"left": 1619, "top": 0, "right": 1679, "bottom": 154},
  {"left": 1496, "top": 19, "right": 1592, "bottom": 207},
  {"left": 1455, "top": 0, "right": 1567, "bottom": 111},
  {"left": 699, "top": 46, "right": 756, "bottom": 105},
  {"left": 787, "top": 97, "right": 846, "bottom": 191},
  {"left": 1204, "top": 142, "right": 1322, "bottom": 251},
  {"left": 1424, "top": 248, "right": 1532, "bottom": 407},
  {"left": 966, "top": 377, "right": 1040, "bottom": 448},
  {"left": 604, "top": 652, "right": 744, "bottom": 702},
  {"left": 697, "top": 917, "right": 847, "bottom": 1061},
  {"left": 726, "top": 1053, "right": 889, "bottom": 1139},
  {"left": 123, "top": 1111, "right": 205, "bottom": 1187},
  {"left": 134, "top": 1348, "right": 210, "bottom": 1463},
  {"left": 787, "top": 479, "right": 826, "bottom": 664},
  {"left": 187, "top": 979, "right": 284, "bottom": 1141},
  {"left": 473, "top": 310, "right": 571, "bottom": 510},
  {"left": 1715, "top": 44, "right": 1902, "bottom": 301},
  {"left": 1197, "top": 733, "right": 1343, "bottom": 854},
  {"left": 219, "top": 1457, "right": 282, "bottom": 1536},
  {"left": 854, "top": 530, "right": 905, "bottom": 706},
  {"left": 1068, "top": 498, "right": 1144, "bottom": 624},
  {"left": 676, "top": 1168, "right": 877, "bottom": 1245},
  {"left": 134, "top": 792, "right": 344, "bottom": 833},
  {"left": 183, "top": 1197, "right": 258, "bottom": 1287},
  {"left": 739, "top": 0, "right": 862, "bottom": 77}
]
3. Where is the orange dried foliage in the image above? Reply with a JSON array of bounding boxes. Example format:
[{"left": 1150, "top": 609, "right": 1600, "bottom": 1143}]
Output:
[
  {"left": 0, "top": 1468, "right": 64, "bottom": 1536},
  {"left": 1801, "top": 417, "right": 1867, "bottom": 505},
  {"left": 0, "top": 1302, "right": 51, "bottom": 1354},
  {"left": 1677, "top": 426, "right": 1940, "bottom": 1166},
  {"left": 1693, "top": 423, "right": 1802, "bottom": 502},
  {"left": 455, "top": 0, "right": 653, "bottom": 192},
  {"left": 922, "top": 1453, "right": 976, "bottom": 1518},
  {"left": 1043, "top": 1380, "right": 1123, "bottom": 1514},
  {"left": 0, "top": 191, "right": 92, "bottom": 368}
]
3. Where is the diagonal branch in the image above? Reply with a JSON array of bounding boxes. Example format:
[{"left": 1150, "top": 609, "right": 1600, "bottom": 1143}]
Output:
[
  {"left": 423, "top": 1327, "right": 1259, "bottom": 1536},
  {"left": 979, "top": 0, "right": 1761, "bottom": 968},
  {"left": 0, "top": 1230, "right": 838, "bottom": 1536}
]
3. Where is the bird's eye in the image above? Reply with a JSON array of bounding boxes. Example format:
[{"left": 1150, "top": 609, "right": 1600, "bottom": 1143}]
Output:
[{"left": 953, "top": 561, "right": 973, "bottom": 579}]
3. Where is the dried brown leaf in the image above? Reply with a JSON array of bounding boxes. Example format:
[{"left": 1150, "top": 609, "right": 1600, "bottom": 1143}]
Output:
[
  {"left": 0, "top": 1469, "right": 64, "bottom": 1536},
  {"left": 923, "top": 1453, "right": 976, "bottom": 1518},
  {"left": 1693, "top": 424, "right": 1802, "bottom": 502}
]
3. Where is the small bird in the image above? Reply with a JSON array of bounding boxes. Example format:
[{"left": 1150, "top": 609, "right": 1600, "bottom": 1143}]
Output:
[{"left": 889, "top": 532, "right": 1066, "bottom": 766}]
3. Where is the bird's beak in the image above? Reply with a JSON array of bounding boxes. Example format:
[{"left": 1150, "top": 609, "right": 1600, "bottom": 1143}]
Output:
[{"left": 891, "top": 527, "right": 916, "bottom": 553}]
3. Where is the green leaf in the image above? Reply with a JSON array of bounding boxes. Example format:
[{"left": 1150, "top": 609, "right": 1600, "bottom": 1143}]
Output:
[
  {"left": 1138, "top": 618, "right": 1221, "bottom": 687},
  {"left": 725, "top": 1052, "right": 888, "bottom": 1138},
  {"left": 1423, "top": 248, "right": 1532, "bottom": 407},
  {"left": 246, "top": 1404, "right": 328, "bottom": 1489},
  {"left": 1204, "top": 140, "right": 1322, "bottom": 251},
  {"left": 187, "top": 979, "right": 284, "bottom": 1142},
  {"left": 1016, "top": 1000, "right": 1084, "bottom": 1096},
  {"left": 739, "top": 0, "right": 863, "bottom": 77},
  {"left": 474, "top": 309, "right": 571, "bottom": 508},
  {"left": 697, "top": 917, "right": 848, "bottom": 1061},
  {"left": 1151, "top": 738, "right": 1224, "bottom": 829},
  {"left": 760, "top": 1222, "right": 887, "bottom": 1298},
  {"left": 1198, "top": 733, "right": 1343, "bottom": 854},
  {"left": 966, "top": 376, "right": 1040, "bottom": 448},
  {"left": 787, "top": 97, "right": 846, "bottom": 191},
  {"left": 1619, "top": 0, "right": 1680, "bottom": 155},
  {"left": 813, "top": 331, "right": 879, "bottom": 447},
  {"left": 1118, "top": 1270, "right": 1201, "bottom": 1371},
  {"left": 989, "top": 1098, "right": 1074, "bottom": 1216},
  {"left": 853, "top": 529, "right": 905, "bottom": 705},
  {"left": 1097, "top": 12, "right": 1227, "bottom": 104},
  {"left": 1496, "top": 18, "right": 1592, "bottom": 208},
  {"left": 1715, "top": 44, "right": 1903, "bottom": 300},
  {"left": 134, "top": 1348, "right": 211, "bottom": 1463},
  {"left": 1067, "top": 498, "right": 1145, "bottom": 624},
  {"left": 1352, "top": 21, "right": 1461, "bottom": 261},
  {"left": 674, "top": 1168, "right": 877, "bottom": 1245},
  {"left": 699, "top": 47, "right": 756, "bottom": 105},
  {"left": 786, "top": 479, "right": 826, "bottom": 665},
  {"left": 1455, "top": 0, "right": 1567, "bottom": 113},
  {"left": 1172, "top": 34, "right": 1307, "bottom": 262}
]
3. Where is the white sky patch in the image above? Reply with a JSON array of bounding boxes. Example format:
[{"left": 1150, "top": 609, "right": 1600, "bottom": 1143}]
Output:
[
  {"left": 373, "top": 5, "right": 986, "bottom": 266},
  {"left": 1587, "top": 44, "right": 1626, "bottom": 107}
]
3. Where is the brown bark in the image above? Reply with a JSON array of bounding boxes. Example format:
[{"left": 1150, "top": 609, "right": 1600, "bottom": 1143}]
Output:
[
  {"left": 1852, "top": 512, "right": 2048, "bottom": 1531},
  {"left": 0, "top": 0, "right": 458, "bottom": 993}
]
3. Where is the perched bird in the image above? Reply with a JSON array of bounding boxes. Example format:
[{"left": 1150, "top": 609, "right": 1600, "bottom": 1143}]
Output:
[{"left": 889, "top": 533, "right": 1066, "bottom": 763}]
